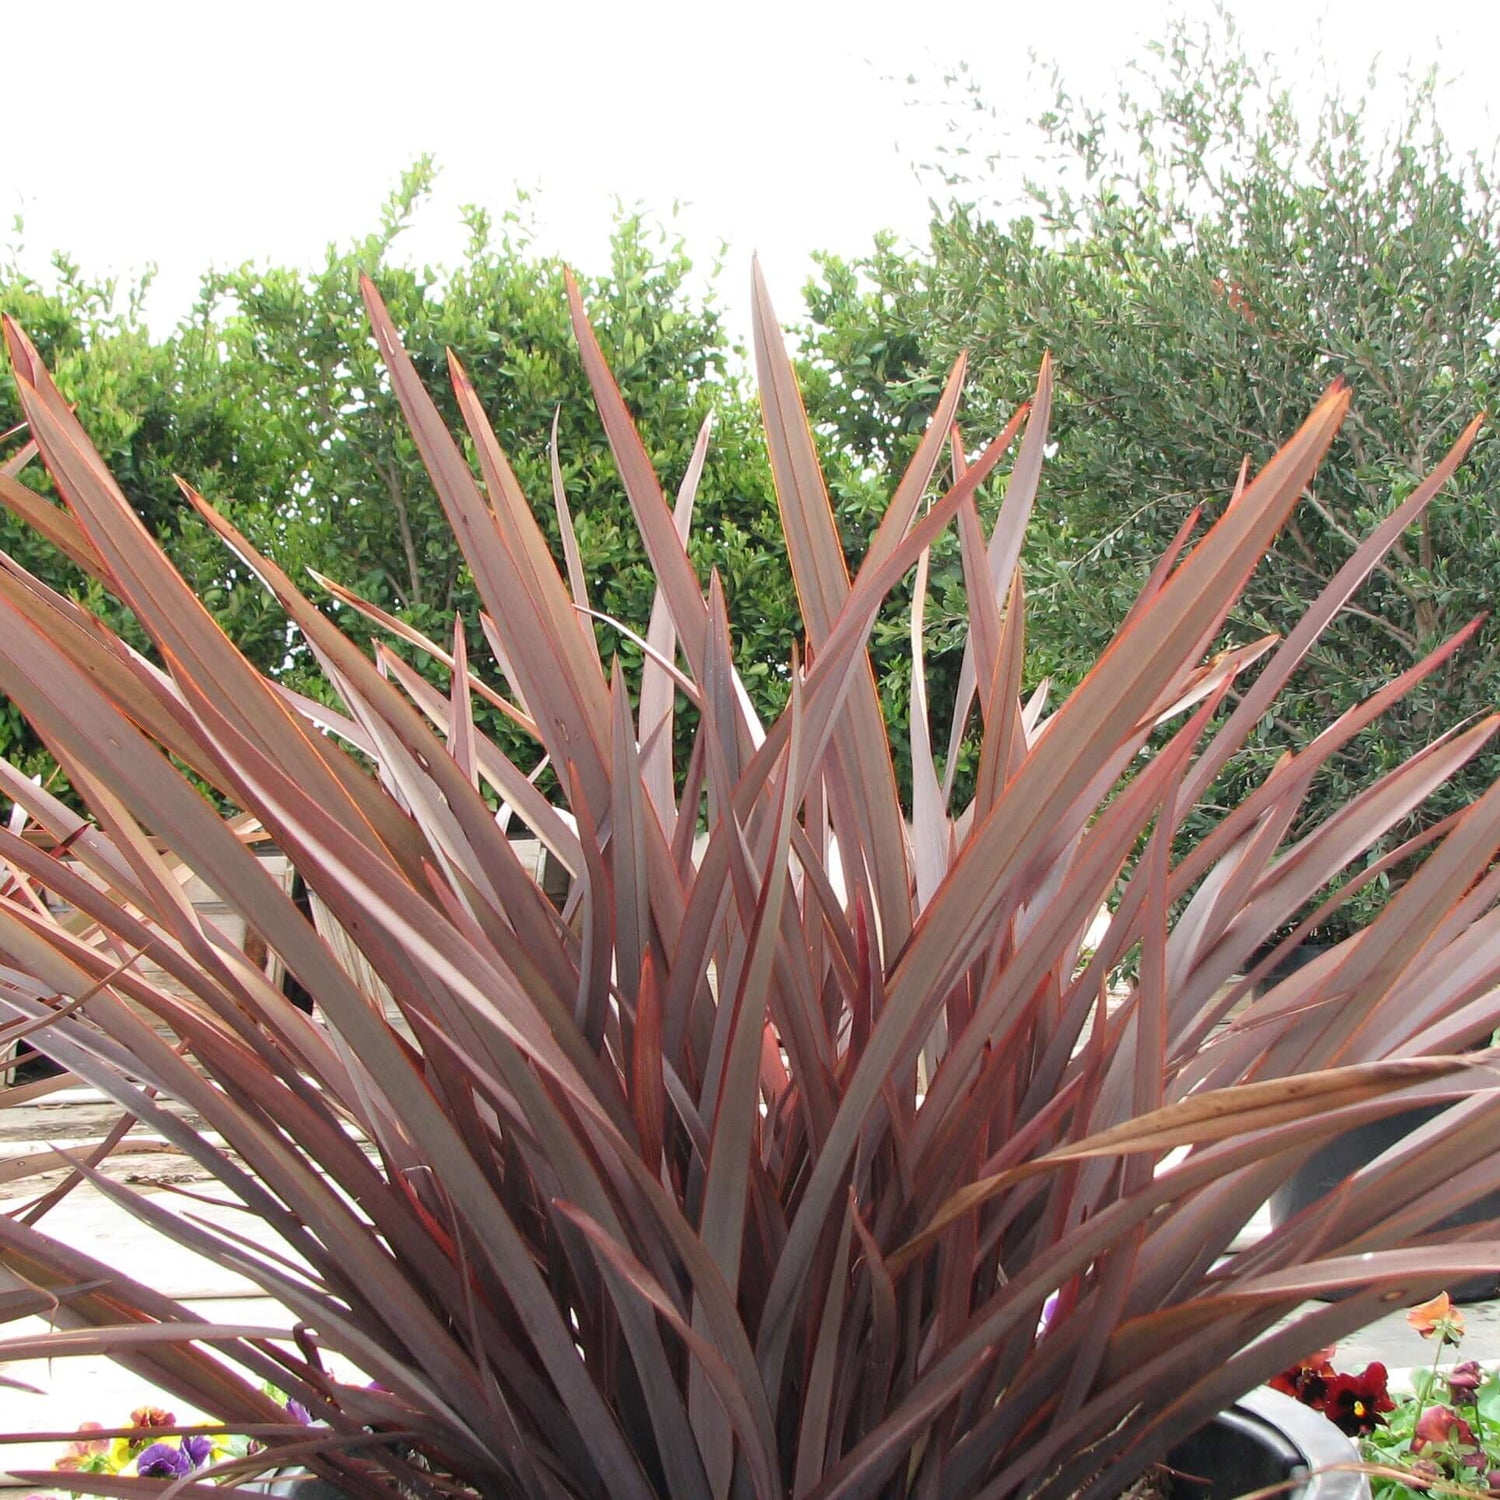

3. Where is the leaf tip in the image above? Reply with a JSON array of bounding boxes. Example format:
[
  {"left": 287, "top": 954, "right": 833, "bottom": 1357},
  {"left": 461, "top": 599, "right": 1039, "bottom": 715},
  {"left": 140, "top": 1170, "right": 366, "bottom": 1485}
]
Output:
[
  {"left": 2, "top": 315, "right": 37, "bottom": 383},
  {"left": 446, "top": 346, "right": 476, "bottom": 397},
  {"left": 750, "top": 258, "right": 775, "bottom": 321}
]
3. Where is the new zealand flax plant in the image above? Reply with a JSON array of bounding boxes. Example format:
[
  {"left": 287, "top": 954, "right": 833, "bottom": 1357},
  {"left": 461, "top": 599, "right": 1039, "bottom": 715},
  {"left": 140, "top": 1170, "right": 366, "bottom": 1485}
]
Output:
[{"left": 1, "top": 265, "right": 1500, "bottom": 1500}]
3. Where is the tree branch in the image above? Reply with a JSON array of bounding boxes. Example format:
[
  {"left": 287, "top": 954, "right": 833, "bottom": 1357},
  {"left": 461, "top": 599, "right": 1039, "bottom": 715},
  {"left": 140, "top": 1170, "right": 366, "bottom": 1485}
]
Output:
[{"left": 380, "top": 460, "right": 425, "bottom": 612}]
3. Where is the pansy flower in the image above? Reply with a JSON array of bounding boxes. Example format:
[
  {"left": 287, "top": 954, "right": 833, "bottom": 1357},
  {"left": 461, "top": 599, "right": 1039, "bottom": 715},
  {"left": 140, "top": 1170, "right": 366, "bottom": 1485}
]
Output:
[
  {"left": 1412, "top": 1403, "right": 1483, "bottom": 1468},
  {"left": 134, "top": 1435, "right": 212, "bottom": 1480},
  {"left": 135, "top": 1442, "right": 194, "bottom": 1480},
  {"left": 1406, "top": 1292, "right": 1466, "bottom": 1346},
  {"left": 182, "top": 1434, "right": 213, "bottom": 1468},
  {"left": 1320, "top": 1364, "right": 1393, "bottom": 1436},
  {"left": 124, "top": 1406, "right": 178, "bottom": 1460},
  {"left": 53, "top": 1423, "right": 110, "bottom": 1474},
  {"left": 128, "top": 1407, "right": 176, "bottom": 1436},
  {"left": 1270, "top": 1349, "right": 1336, "bottom": 1409}
]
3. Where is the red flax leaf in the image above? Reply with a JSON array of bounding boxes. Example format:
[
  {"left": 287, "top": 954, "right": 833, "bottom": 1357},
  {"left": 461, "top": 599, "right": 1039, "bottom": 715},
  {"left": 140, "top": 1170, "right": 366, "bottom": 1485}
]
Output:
[
  {"left": 565, "top": 760, "right": 615, "bottom": 1055},
  {"left": 5, "top": 1478, "right": 256, "bottom": 1500},
  {"left": 548, "top": 404, "right": 594, "bottom": 627},
  {"left": 1182, "top": 715, "right": 1500, "bottom": 1064},
  {"left": 0, "top": 1216, "right": 299, "bottom": 1434},
  {"left": 1117, "top": 503, "right": 1204, "bottom": 634},
  {"left": 0, "top": 429, "right": 38, "bottom": 472},
  {"left": 1165, "top": 614, "right": 1491, "bottom": 947},
  {"left": 1029, "top": 1246, "right": 1500, "bottom": 1500},
  {"left": 1, "top": 320, "right": 411, "bottom": 874},
  {"left": 814, "top": 1110, "right": 1497, "bottom": 1500},
  {"left": 633, "top": 949, "right": 666, "bottom": 1175},
  {"left": 847, "top": 1193, "right": 899, "bottom": 1445},
  {"left": 1268, "top": 768, "right": 1500, "bottom": 1074},
  {"left": 909, "top": 685, "right": 1226, "bottom": 1174},
  {"left": 1050, "top": 733, "right": 1190, "bottom": 1423},
  {"left": 909, "top": 531, "right": 949, "bottom": 913},
  {"left": 792, "top": 1193, "right": 856, "bottom": 1498},
  {"left": 565, "top": 269, "right": 739, "bottom": 771},
  {"left": 447, "top": 614, "right": 477, "bottom": 792},
  {"left": 1182, "top": 413, "right": 1484, "bottom": 808},
  {"left": 448, "top": 347, "right": 609, "bottom": 722},
  {"left": 360, "top": 280, "right": 615, "bottom": 825},
  {"left": 310, "top": 568, "right": 540, "bottom": 736},
  {"left": 641, "top": 412, "right": 712, "bottom": 821},
  {"left": 760, "top": 383, "right": 1352, "bottom": 1382},
  {"left": 890, "top": 1054, "right": 1478, "bottom": 1275},
  {"left": 942, "top": 363, "right": 1050, "bottom": 799},
  {"left": 971, "top": 571, "right": 1027, "bottom": 822},
  {"left": 15, "top": 657, "right": 653, "bottom": 1496},
  {"left": 0, "top": 1322, "right": 304, "bottom": 1358},
  {"left": 369, "top": 638, "right": 579, "bottom": 873},
  {"left": 175, "top": 482, "right": 596, "bottom": 1061},
  {"left": 38, "top": 1064, "right": 512, "bottom": 1446},
  {"left": 0, "top": 552, "right": 239, "bottom": 814},
  {"left": 694, "top": 688, "right": 803, "bottom": 1464},
  {"left": 445, "top": 336, "right": 696, "bottom": 982},
  {"left": 150, "top": 673, "right": 703, "bottom": 1494},
  {"left": 608, "top": 657, "right": 653, "bottom": 1022},
  {"left": 751, "top": 260, "right": 915, "bottom": 953},
  {"left": 748, "top": 414, "right": 1018, "bottom": 857},
  {"left": 0, "top": 470, "right": 109, "bottom": 580},
  {"left": 553, "top": 1201, "right": 781, "bottom": 1500},
  {"left": 751, "top": 397, "right": 1098, "bottom": 1392}
]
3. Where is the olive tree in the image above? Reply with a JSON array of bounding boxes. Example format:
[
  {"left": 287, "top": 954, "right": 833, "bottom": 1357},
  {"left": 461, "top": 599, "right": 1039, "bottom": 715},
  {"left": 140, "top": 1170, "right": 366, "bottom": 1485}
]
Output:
[{"left": 802, "top": 21, "right": 1500, "bottom": 929}]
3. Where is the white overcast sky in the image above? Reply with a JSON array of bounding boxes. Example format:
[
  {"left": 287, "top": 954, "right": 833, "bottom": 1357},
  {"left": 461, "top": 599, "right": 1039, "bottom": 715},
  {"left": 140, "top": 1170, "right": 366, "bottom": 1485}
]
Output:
[{"left": 8, "top": 0, "right": 1499, "bottom": 338}]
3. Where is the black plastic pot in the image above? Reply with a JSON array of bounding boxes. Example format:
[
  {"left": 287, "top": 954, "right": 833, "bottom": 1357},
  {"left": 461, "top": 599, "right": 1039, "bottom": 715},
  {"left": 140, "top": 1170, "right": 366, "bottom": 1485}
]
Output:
[
  {"left": 4, "top": 1039, "right": 65, "bottom": 1084},
  {"left": 251, "top": 1477, "right": 344, "bottom": 1500},
  {"left": 1268, "top": 1102, "right": 1500, "bottom": 1304},
  {"left": 1163, "top": 1387, "right": 1367, "bottom": 1499}
]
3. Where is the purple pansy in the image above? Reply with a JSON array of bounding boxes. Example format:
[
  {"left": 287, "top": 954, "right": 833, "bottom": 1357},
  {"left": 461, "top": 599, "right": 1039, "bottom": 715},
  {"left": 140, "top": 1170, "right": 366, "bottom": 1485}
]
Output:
[
  {"left": 135, "top": 1442, "right": 192, "bottom": 1479},
  {"left": 135, "top": 1436, "right": 212, "bottom": 1479},
  {"left": 181, "top": 1434, "right": 213, "bottom": 1468}
]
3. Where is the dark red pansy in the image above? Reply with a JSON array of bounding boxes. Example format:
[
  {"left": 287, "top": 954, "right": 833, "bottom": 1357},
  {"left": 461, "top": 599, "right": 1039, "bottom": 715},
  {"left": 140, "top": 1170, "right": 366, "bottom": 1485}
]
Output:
[
  {"left": 1270, "top": 1351, "right": 1336, "bottom": 1410},
  {"left": 1321, "top": 1364, "right": 1394, "bottom": 1436}
]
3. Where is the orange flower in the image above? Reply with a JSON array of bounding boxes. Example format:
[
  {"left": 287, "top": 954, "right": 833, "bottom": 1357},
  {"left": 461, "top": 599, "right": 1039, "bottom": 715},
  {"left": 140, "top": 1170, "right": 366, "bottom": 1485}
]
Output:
[
  {"left": 123, "top": 1406, "right": 177, "bottom": 1457},
  {"left": 128, "top": 1406, "right": 175, "bottom": 1431},
  {"left": 1406, "top": 1292, "right": 1466, "bottom": 1345},
  {"left": 53, "top": 1422, "right": 109, "bottom": 1473}
]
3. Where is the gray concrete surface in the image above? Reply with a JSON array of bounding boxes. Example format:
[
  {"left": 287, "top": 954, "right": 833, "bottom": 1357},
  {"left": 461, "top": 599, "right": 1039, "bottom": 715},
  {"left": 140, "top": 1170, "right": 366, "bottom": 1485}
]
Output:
[{"left": 0, "top": 1087, "right": 338, "bottom": 1485}]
